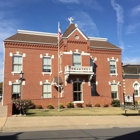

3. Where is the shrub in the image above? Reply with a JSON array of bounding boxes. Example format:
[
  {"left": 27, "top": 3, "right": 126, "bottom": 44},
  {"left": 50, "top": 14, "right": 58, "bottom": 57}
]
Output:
[
  {"left": 111, "top": 100, "right": 120, "bottom": 107},
  {"left": 13, "top": 99, "right": 35, "bottom": 114},
  {"left": 135, "top": 100, "right": 138, "bottom": 105},
  {"left": 94, "top": 103, "right": 100, "bottom": 107},
  {"left": 66, "top": 102, "right": 74, "bottom": 108},
  {"left": 58, "top": 103, "right": 64, "bottom": 109},
  {"left": 47, "top": 104, "right": 54, "bottom": 109},
  {"left": 103, "top": 104, "right": 109, "bottom": 107},
  {"left": 86, "top": 103, "right": 92, "bottom": 107},
  {"left": 35, "top": 105, "right": 43, "bottom": 109},
  {"left": 76, "top": 103, "right": 83, "bottom": 108}
]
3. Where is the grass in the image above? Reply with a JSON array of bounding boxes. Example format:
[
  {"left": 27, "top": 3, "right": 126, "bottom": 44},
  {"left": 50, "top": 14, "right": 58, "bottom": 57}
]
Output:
[{"left": 26, "top": 107, "right": 140, "bottom": 116}]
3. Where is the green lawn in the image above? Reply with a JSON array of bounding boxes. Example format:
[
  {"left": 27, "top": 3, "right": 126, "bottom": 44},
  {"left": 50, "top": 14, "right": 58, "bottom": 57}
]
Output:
[{"left": 26, "top": 107, "right": 139, "bottom": 116}]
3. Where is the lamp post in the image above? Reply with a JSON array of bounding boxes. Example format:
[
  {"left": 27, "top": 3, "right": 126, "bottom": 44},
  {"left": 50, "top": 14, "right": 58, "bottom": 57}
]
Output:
[{"left": 19, "top": 71, "right": 24, "bottom": 115}]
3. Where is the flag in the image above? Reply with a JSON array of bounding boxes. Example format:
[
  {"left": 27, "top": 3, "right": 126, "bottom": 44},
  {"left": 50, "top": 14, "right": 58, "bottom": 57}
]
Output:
[{"left": 58, "top": 23, "right": 62, "bottom": 40}]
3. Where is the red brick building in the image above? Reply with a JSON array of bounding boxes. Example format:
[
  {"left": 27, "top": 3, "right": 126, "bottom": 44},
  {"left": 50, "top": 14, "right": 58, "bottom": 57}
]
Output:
[
  {"left": 123, "top": 65, "right": 140, "bottom": 104},
  {"left": 3, "top": 22, "right": 123, "bottom": 108}
]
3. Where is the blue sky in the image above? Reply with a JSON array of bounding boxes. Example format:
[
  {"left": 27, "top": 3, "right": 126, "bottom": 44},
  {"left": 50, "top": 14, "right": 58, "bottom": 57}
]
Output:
[{"left": 0, "top": 0, "right": 140, "bottom": 82}]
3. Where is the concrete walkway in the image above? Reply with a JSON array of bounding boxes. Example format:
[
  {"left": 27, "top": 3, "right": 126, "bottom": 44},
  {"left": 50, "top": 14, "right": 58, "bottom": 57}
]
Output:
[
  {"left": 0, "top": 101, "right": 7, "bottom": 131},
  {"left": 1, "top": 116, "right": 140, "bottom": 132},
  {"left": 0, "top": 102, "right": 140, "bottom": 132}
]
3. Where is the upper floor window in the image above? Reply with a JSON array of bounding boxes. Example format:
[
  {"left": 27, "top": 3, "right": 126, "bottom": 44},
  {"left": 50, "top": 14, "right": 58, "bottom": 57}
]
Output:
[
  {"left": 42, "top": 84, "right": 51, "bottom": 98},
  {"left": 12, "top": 84, "right": 20, "bottom": 99},
  {"left": 111, "top": 84, "right": 118, "bottom": 99},
  {"left": 13, "top": 55, "right": 22, "bottom": 72},
  {"left": 43, "top": 57, "right": 51, "bottom": 72},
  {"left": 134, "top": 83, "right": 139, "bottom": 96},
  {"left": 110, "top": 60, "right": 116, "bottom": 74},
  {"left": 73, "top": 54, "right": 81, "bottom": 66}
]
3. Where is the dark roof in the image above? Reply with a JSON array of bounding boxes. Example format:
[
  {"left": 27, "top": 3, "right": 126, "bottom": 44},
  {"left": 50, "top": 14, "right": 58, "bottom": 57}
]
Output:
[
  {"left": 5, "top": 33, "right": 58, "bottom": 44},
  {"left": 62, "top": 23, "right": 76, "bottom": 37},
  {"left": 90, "top": 40, "right": 120, "bottom": 50},
  {"left": 123, "top": 65, "right": 140, "bottom": 74}
]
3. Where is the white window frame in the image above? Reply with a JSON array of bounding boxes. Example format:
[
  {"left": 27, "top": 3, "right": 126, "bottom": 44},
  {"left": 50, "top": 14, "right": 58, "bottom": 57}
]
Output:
[
  {"left": 110, "top": 60, "right": 117, "bottom": 75},
  {"left": 12, "top": 83, "right": 20, "bottom": 99},
  {"left": 42, "top": 56, "right": 52, "bottom": 75},
  {"left": 12, "top": 54, "right": 23, "bottom": 73},
  {"left": 111, "top": 83, "right": 118, "bottom": 99},
  {"left": 42, "top": 83, "right": 52, "bottom": 98},
  {"left": 133, "top": 82, "right": 140, "bottom": 97},
  {"left": 73, "top": 53, "right": 81, "bottom": 66}
]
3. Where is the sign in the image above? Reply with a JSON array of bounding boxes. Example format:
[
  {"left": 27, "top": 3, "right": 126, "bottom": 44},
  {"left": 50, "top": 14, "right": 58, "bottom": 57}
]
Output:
[{"left": 124, "top": 94, "right": 133, "bottom": 103}]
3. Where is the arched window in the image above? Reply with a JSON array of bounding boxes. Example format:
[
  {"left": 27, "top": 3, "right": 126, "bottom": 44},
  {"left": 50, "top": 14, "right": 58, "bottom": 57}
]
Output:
[{"left": 134, "top": 83, "right": 139, "bottom": 96}]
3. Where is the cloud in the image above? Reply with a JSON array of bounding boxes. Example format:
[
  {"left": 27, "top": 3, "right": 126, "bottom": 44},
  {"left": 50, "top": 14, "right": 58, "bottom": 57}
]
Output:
[
  {"left": 82, "top": 0, "right": 103, "bottom": 11},
  {"left": 53, "top": 0, "right": 80, "bottom": 4},
  {"left": 123, "top": 57, "right": 140, "bottom": 65},
  {"left": 131, "top": 5, "right": 140, "bottom": 16},
  {"left": 111, "top": 0, "right": 124, "bottom": 49},
  {"left": 73, "top": 11, "right": 99, "bottom": 37},
  {"left": 126, "top": 23, "right": 140, "bottom": 35}
]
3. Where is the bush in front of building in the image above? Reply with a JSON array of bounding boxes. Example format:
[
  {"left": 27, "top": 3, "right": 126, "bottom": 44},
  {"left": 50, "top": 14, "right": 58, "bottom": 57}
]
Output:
[
  {"left": 86, "top": 102, "right": 92, "bottom": 107},
  {"left": 35, "top": 105, "right": 43, "bottom": 109},
  {"left": 94, "top": 103, "right": 100, "bottom": 107},
  {"left": 13, "top": 99, "right": 35, "bottom": 114},
  {"left": 47, "top": 104, "right": 54, "bottom": 109},
  {"left": 76, "top": 103, "right": 83, "bottom": 108},
  {"left": 103, "top": 103, "right": 109, "bottom": 107},
  {"left": 66, "top": 102, "right": 74, "bottom": 108},
  {"left": 111, "top": 100, "right": 120, "bottom": 107},
  {"left": 58, "top": 103, "right": 65, "bottom": 109}
]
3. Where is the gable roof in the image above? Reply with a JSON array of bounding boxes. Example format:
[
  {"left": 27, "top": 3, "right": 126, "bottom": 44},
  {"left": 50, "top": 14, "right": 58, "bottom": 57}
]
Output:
[
  {"left": 4, "top": 24, "right": 121, "bottom": 50},
  {"left": 123, "top": 65, "right": 140, "bottom": 74},
  {"left": 5, "top": 30, "right": 58, "bottom": 45},
  {"left": 90, "top": 40, "right": 121, "bottom": 50}
]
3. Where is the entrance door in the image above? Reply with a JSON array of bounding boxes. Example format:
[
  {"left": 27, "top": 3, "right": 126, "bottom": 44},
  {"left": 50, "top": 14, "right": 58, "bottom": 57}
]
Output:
[{"left": 73, "top": 82, "right": 82, "bottom": 101}]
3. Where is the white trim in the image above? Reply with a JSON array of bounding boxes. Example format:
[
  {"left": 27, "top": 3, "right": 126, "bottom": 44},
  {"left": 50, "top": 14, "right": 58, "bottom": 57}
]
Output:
[
  {"left": 88, "top": 37, "right": 108, "bottom": 41},
  {"left": 42, "top": 72, "right": 52, "bottom": 75},
  {"left": 67, "top": 28, "right": 88, "bottom": 40},
  {"left": 18, "top": 30, "right": 58, "bottom": 37},
  {"left": 73, "top": 101, "right": 84, "bottom": 104},
  {"left": 10, "top": 53, "right": 13, "bottom": 56},
  {"left": 81, "top": 51, "right": 90, "bottom": 55},
  {"left": 9, "top": 81, "right": 12, "bottom": 85},
  {"left": 40, "top": 81, "right": 43, "bottom": 85},
  {"left": 40, "top": 54, "right": 43, "bottom": 58},
  {"left": 63, "top": 51, "right": 72, "bottom": 54}
]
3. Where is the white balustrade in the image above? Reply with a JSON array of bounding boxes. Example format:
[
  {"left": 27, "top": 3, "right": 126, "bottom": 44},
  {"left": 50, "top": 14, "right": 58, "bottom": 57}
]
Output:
[{"left": 65, "top": 65, "right": 93, "bottom": 73}]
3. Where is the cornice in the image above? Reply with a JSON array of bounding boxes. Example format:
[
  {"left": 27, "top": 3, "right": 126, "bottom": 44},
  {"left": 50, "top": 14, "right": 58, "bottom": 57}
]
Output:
[
  {"left": 4, "top": 42, "right": 58, "bottom": 50},
  {"left": 89, "top": 48, "right": 121, "bottom": 54},
  {"left": 67, "top": 40, "right": 87, "bottom": 44}
]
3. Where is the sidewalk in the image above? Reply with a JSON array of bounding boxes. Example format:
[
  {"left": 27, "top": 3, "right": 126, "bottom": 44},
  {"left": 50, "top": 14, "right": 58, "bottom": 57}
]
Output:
[{"left": 1, "top": 116, "right": 140, "bottom": 132}]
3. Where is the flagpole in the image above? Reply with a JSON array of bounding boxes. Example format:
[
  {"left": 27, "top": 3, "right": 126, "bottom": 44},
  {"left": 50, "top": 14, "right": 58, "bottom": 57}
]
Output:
[{"left": 58, "top": 22, "right": 60, "bottom": 112}]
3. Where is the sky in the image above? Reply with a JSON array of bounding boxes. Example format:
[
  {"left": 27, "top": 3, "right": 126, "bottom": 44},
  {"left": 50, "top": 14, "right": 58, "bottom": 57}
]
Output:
[{"left": 0, "top": 0, "right": 140, "bottom": 82}]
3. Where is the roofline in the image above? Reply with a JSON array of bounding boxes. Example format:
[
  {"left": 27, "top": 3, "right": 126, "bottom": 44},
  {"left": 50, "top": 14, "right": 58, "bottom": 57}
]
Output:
[
  {"left": 4, "top": 40, "right": 57, "bottom": 46},
  {"left": 18, "top": 30, "right": 58, "bottom": 37},
  {"left": 88, "top": 37, "right": 108, "bottom": 41},
  {"left": 90, "top": 46, "right": 121, "bottom": 50}
]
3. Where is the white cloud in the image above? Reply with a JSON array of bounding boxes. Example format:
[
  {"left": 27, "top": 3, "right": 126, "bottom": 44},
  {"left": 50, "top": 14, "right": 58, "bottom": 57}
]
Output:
[
  {"left": 111, "top": 0, "right": 124, "bottom": 49},
  {"left": 126, "top": 23, "right": 140, "bottom": 35},
  {"left": 123, "top": 57, "right": 140, "bottom": 65},
  {"left": 131, "top": 5, "right": 140, "bottom": 16},
  {"left": 53, "top": 0, "right": 80, "bottom": 4},
  {"left": 73, "top": 11, "right": 99, "bottom": 37}
]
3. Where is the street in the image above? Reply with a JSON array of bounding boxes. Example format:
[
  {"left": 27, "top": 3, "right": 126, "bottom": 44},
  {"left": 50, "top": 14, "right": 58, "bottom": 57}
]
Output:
[{"left": 0, "top": 127, "right": 140, "bottom": 140}]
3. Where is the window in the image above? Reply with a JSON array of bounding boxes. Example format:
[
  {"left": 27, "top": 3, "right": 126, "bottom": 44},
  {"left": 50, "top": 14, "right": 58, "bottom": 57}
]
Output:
[
  {"left": 12, "top": 84, "right": 20, "bottom": 99},
  {"left": 13, "top": 55, "right": 22, "bottom": 72},
  {"left": 110, "top": 60, "right": 116, "bottom": 74},
  {"left": 73, "top": 82, "right": 82, "bottom": 101},
  {"left": 91, "top": 82, "right": 96, "bottom": 96},
  {"left": 134, "top": 83, "right": 139, "bottom": 96},
  {"left": 43, "top": 57, "right": 51, "bottom": 72},
  {"left": 111, "top": 84, "right": 118, "bottom": 99},
  {"left": 90, "top": 58, "right": 94, "bottom": 72},
  {"left": 43, "top": 84, "right": 51, "bottom": 98},
  {"left": 73, "top": 54, "right": 81, "bottom": 66}
]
